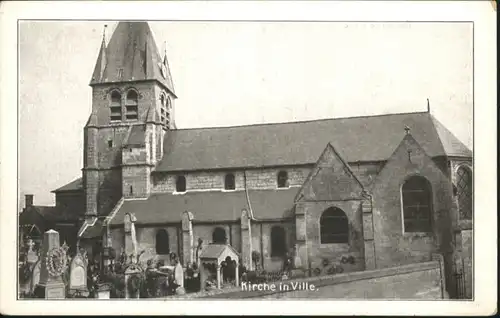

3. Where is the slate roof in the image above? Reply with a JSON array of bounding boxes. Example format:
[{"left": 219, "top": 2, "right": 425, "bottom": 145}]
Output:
[
  {"left": 52, "top": 177, "right": 83, "bottom": 193},
  {"left": 431, "top": 116, "right": 473, "bottom": 157},
  {"left": 80, "top": 219, "right": 105, "bottom": 239},
  {"left": 19, "top": 205, "right": 81, "bottom": 227},
  {"left": 199, "top": 244, "right": 240, "bottom": 260},
  {"left": 124, "top": 125, "right": 147, "bottom": 146},
  {"left": 90, "top": 21, "right": 176, "bottom": 96},
  {"left": 156, "top": 112, "right": 472, "bottom": 172},
  {"left": 109, "top": 188, "right": 298, "bottom": 225},
  {"left": 19, "top": 206, "right": 51, "bottom": 228}
]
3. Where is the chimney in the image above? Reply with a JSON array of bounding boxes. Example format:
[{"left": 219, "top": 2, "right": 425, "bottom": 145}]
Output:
[{"left": 25, "top": 194, "right": 34, "bottom": 209}]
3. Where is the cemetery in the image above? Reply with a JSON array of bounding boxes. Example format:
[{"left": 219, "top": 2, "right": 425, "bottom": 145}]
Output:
[
  {"left": 18, "top": 221, "right": 302, "bottom": 300},
  {"left": 19, "top": 212, "right": 451, "bottom": 301}
]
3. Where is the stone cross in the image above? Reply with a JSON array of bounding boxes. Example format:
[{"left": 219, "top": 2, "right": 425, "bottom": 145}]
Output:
[
  {"left": 404, "top": 125, "right": 411, "bottom": 135},
  {"left": 27, "top": 239, "right": 35, "bottom": 252},
  {"left": 26, "top": 239, "right": 38, "bottom": 264}
]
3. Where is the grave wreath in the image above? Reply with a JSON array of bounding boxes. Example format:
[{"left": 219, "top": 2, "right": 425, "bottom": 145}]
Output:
[{"left": 46, "top": 246, "right": 68, "bottom": 277}]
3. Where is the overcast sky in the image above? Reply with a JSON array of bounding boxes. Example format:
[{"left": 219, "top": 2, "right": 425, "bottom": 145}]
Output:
[{"left": 19, "top": 21, "right": 473, "bottom": 207}]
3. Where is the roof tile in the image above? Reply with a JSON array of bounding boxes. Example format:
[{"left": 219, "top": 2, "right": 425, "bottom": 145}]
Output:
[
  {"left": 156, "top": 112, "right": 472, "bottom": 172},
  {"left": 109, "top": 188, "right": 298, "bottom": 225}
]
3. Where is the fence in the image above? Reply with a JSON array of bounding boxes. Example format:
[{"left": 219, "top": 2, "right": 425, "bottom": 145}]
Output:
[{"left": 444, "top": 254, "right": 472, "bottom": 300}]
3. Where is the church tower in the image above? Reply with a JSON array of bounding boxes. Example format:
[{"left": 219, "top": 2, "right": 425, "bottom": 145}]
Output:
[{"left": 83, "top": 22, "right": 176, "bottom": 220}]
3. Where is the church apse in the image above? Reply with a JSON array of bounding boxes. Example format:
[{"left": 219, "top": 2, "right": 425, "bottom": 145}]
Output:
[{"left": 369, "top": 131, "right": 455, "bottom": 269}]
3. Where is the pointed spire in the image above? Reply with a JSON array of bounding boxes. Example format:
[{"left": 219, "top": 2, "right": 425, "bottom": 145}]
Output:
[
  {"left": 163, "top": 41, "right": 167, "bottom": 63},
  {"left": 144, "top": 28, "right": 148, "bottom": 78},
  {"left": 89, "top": 21, "right": 176, "bottom": 97},
  {"left": 100, "top": 25, "right": 108, "bottom": 81},
  {"left": 102, "top": 24, "right": 108, "bottom": 44},
  {"left": 90, "top": 24, "right": 108, "bottom": 83}
]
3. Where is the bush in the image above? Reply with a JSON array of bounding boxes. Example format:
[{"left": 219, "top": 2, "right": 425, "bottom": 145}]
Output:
[
  {"left": 184, "top": 276, "right": 201, "bottom": 293},
  {"left": 127, "top": 274, "right": 144, "bottom": 298},
  {"left": 102, "top": 272, "right": 125, "bottom": 298},
  {"left": 244, "top": 271, "right": 266, "bottom": 284}
]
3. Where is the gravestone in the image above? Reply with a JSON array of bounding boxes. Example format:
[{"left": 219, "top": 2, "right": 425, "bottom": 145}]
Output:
[
  {"left": 26, "top": 239, "right": 39, "bottom": 264},
  {"left": 123, "top": 213, "right": 142, "bottom": 299},
  {"left": 124, "top": 264, "right": 142, "bottom": 299},
  {"left": 29, "top": 260, "right": 41, "bottom": 295},
  {"left": 36, "top": 229, "right": 67, "bottom": 299},
  {"left": 69, "top": 245, "right": 87, "bottom": 292},
  {"left": 174, "top": 259, "right": 185, "bottom": 292}
]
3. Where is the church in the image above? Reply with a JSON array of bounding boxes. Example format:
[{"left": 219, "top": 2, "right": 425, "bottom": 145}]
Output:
[{"left": 20, "top": 21, "right": 473, "bottom": 278}]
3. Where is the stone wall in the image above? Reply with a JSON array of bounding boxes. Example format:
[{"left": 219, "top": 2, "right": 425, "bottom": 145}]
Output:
[
  {"left": 151, "top": 166, "right": 311, "bottom": 193},
  {"left": 259, "top": 261, "right": 444, "bottom": 299},
  {"left": 192, "top": 223, "right": 236, "bottom": 247},
  {"left": 122, "top": 166, "right": 151, "bottom": 199},
  {"left": 187, "top": 260, "right": 445, "bottom": 299},
  {"left": 55, "top": 191, "right": 85, "bottom": 217},
  {"left": 151, "top": 163, "right": 383, "bottom": 194},
  {"left": 370, "top": 134, "right": 455, "bottom": 269},
  {"left": 110, "top": 225, "right": 181, "bottom": 262},
  {"left": 301, "top": 200, "right": 365, "bottom": 272},
  {"left": 248, "top": 221, "right": 296, "bottom": 272},
  {"left": 91, "top": 81, "right": 167, "bottom": 127},
  {"left": 97, "top": 169, "right": 123, "bottom": 216}
]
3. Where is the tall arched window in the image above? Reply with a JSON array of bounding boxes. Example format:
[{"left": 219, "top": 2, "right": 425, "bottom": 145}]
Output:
[
  {"left": 224, "top": 173, "right": 235, "bottom": 190},
  {"left": 155, "top": 229, "right": 170, "bottom": 255},
  {"left": 125, "top": 90, "right": 138, "bottom": 120},
  {"left": 166, "top": 97, "right": 171, "bottom": 127},
  {"left": 277, "top": 170, "right": 288, "bottom": 188},
  {"left": 212, "top": 227, "right": 227, "bottom": 244},
  {"left": 176, "top": 175, "right": 186, "bottom": 193},
  {"left": 456, "top": 166, "right": 472, "bottom": 220},
  {"left": 110, "top": 91, "right": 122, "bottom": 121},
  {"left": 402, "top": 176, "right": 433, "bottom": 233},
  {"left": 320, "top": 207, "right": 349, "bottom": 244},
  {"left": 270, "top": 226, "right": 287, "bottom": 257},
  {"left": 160, "top": 94, "right": 167, "bottom": 125}
]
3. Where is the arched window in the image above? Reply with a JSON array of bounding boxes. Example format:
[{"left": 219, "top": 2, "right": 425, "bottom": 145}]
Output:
[
  {"left": 176, "top": 175, "right": 186, "bottom": 192},
  {"left": 224, "top": 173, "right": 235, "bottom": 190},
  {"left": 166, "top": 97, "right": 171, "bottom": 127},
  {"left": 402, "top": 176, "right": 433, "bottom": 233},
  {"left": 320, "top": 207, "right": 349, "bottom": 244},
  {"left": 456, "top": 166, "right": 472, "bottom": 220},
  {"left": 159, "top": 93, "right": 171, "bottom": 128},
  {"left": 125, "top": 90, "right": 138, "bottom": 120},
  {"left": 160, "top": 94, "right": 167, "bottom": 124},
  {"left": 212, "top": 227, "right": 227, "bottom": 244},
  {"left": 277, "top": 170, "right": 288, "bottom": 188},
  {"left": 270, "top": 226, "right": 287, "bottom": 257},
  {"left": 155, "top": 229, "right": 170, "bottom": 255},
  {"left": 110, "top": 91, "right": 122, "bottom": 121}
]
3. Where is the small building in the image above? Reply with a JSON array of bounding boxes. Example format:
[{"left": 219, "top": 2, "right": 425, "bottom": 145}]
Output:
[{"left": 199, "top": 244, "right": 240, "bottom": 289}]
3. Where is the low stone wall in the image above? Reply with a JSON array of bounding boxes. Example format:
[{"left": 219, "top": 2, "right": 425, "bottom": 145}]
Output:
[{"left": 169, "top": 260, "right": 446, "bottom": 300}]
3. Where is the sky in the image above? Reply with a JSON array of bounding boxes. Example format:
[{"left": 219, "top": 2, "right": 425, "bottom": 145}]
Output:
[{"left": 19, "top": 21, "right": 473, "bottom": 208}]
